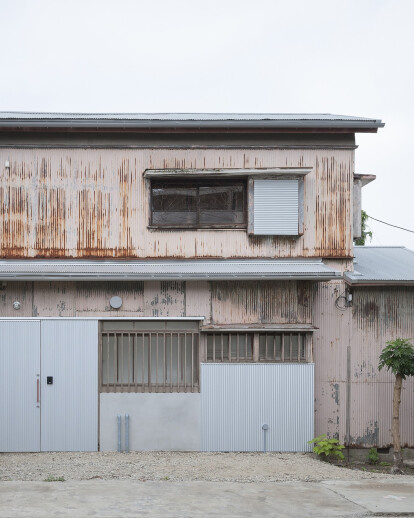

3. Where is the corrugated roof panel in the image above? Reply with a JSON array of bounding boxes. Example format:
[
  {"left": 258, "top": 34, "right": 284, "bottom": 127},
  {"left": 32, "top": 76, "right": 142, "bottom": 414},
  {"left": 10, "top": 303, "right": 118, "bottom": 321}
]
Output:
[
  {"left": 0, "top": 259, "right": 340, "bottom": 281},
  {"left": 0, "top": 112, "right": 384, "bottom": 130},
  {"left": 0, "top": 112, "right": 380, "bottom": 121},
  {"left": 344, "top": 246, "right": 414, "bottom": 285}
]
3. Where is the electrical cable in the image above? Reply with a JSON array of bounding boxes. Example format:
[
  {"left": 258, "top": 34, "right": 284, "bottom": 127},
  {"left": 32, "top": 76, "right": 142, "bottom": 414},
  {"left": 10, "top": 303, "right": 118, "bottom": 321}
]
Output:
[
  {"left": 335, "top": 290, "right": 350, "bottom": 311},
  {"left": 367, "top": 215, "right": 414, "bottom": 234}
]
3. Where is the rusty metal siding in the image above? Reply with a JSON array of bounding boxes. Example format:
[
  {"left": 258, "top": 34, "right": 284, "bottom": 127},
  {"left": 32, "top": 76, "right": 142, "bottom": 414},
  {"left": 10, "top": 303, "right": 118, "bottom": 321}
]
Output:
[
  {"left": 313, "top": 281, "right": 351, "bottom": 442},
  {"left": 185, "top": 281, "right": 212, "bottom": 323},
  {"left": 313, "top": 282, "right": 414, "bottom": 447},
  {"left": 0, "top": 280, "right": 311, "bottom": 324},
  {"left": 350, "top": 287, "right": 414, "bottom": 447},
  {"left": 210, "top": 281, "right": 312, "bottom": 325},
  {"left": 0, "top": 148, "right": 353, "bottom": 259}
]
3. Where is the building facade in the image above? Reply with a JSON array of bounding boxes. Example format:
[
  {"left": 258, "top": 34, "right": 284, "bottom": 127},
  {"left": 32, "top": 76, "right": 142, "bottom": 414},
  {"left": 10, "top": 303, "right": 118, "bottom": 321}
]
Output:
[{"left": 0, "top": 113, "right": 412, "bottom": 453}]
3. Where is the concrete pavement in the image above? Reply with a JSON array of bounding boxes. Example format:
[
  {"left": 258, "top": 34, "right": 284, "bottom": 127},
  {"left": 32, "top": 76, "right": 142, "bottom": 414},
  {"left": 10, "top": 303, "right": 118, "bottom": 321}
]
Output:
[{"left": 0, "top": 479, "right": 414, "bottom": 517}]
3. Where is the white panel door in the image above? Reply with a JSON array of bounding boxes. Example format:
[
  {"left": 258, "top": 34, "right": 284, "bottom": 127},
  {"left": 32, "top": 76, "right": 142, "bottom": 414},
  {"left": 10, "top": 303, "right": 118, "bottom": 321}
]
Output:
[
  {"left": 0, "top": 321, "right": 41, "bottom": 452},
  {"left": 40, "top": 320, "right": 98, "bottom": 451}
]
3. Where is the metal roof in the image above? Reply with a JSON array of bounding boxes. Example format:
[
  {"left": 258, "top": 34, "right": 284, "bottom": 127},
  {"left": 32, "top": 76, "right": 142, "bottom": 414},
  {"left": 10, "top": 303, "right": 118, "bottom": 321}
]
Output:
[
  {"left": 0, "top": 259, "right": 340, "bottom": 282},
  {"left": 0, "top": 112, "right": 384, "bottom": 131},
  {"left": 344, "top": 247, "right": 414, "bottom": 285}
]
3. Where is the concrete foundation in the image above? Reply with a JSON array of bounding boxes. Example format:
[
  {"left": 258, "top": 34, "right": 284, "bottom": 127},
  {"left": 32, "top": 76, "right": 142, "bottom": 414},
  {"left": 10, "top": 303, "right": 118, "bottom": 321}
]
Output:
[
  {"left": 100, "top": 393, "right": 201, "bottom": 451},
  {"left": 344, "top": 447, "right": 414, "bottom": 463}
]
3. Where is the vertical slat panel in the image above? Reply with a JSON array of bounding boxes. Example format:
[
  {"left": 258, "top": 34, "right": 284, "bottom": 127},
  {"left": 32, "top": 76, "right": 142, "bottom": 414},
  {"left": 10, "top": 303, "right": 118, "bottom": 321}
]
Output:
[
  {"left": 201, "top": 363, "right": 314, "bottom": 452},
  {"left": 40, "top": 320, "right": 98, "bottom": 452},
  {"left": 0, "top": 320, "right": 41, "bottom": 452},
  {"left": 253, "top": 179, "right": 299, "bottom": 235}
]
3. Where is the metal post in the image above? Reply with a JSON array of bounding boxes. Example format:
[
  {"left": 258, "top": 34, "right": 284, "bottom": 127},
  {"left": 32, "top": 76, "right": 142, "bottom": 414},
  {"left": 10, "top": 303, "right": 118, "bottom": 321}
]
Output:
[
  {"left": 346, "top": 346, "right": 351, "bottom": 462},
  {"left": 262, "top": 424, "right": 269, "bottom": 453},
  {"left": 117, "top": 414, "right": 121, "bottom": 453},
  {"left": 125, "top": 414, "right": 129, "bottom": 453}
]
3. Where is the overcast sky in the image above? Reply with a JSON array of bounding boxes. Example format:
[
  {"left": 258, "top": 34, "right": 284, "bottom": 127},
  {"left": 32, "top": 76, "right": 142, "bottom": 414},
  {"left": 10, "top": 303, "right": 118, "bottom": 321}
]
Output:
[{"left": 1, "top": 0, "right": 413, "bottom": 250}]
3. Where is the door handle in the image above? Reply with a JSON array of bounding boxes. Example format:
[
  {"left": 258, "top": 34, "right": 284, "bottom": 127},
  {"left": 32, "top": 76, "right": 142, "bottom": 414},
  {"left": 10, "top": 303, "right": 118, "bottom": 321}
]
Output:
[{"left": 36, "top": 378, "right": 40, "bottom": 404}]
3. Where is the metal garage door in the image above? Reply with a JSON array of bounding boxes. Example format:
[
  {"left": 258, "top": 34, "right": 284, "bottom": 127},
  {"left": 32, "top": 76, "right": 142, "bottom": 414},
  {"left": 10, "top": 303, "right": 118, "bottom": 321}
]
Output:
[
  {"left": 201, "top": 363, "right": 314, "bottom": 452},
  {"left": 0, "top": 321, "right": 41, "bottom": 452},
  {"left": 0, "top": 319, "right": 98, "bottom": 452}
]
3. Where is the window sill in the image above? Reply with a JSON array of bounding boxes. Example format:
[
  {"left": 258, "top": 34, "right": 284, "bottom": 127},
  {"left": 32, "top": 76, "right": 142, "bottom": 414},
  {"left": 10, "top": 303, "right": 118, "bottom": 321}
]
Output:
[{"left": 147, "top": 226, "right": 247, "bottom": 231}]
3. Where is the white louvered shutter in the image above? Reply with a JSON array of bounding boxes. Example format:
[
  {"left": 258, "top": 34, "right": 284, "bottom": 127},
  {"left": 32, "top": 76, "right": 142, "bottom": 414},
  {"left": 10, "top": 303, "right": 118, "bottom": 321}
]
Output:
[{"left": 253, "top": 179, "right": 299, "bottom": 235}]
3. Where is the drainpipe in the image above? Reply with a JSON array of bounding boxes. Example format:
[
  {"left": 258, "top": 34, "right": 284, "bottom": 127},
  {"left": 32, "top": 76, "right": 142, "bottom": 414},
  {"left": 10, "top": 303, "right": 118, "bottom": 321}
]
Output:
[
  {"left": 262, "top": 424, "right": 269, "bottom": 453},
  {"left": 346, "top": 346, "right": 351, "bottom": 462},
  {"left": 125, "top": 414, "right": 129, "bottom": 453},
  {"left": 117, "top": 414, "right": 121, "bottom": 453}
]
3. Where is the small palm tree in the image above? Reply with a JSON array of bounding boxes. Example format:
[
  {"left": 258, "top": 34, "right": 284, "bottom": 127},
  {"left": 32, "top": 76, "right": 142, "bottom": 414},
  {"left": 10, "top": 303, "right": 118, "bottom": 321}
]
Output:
[{"left": 378, "top": 338, "right": 414, "bottom": 473}]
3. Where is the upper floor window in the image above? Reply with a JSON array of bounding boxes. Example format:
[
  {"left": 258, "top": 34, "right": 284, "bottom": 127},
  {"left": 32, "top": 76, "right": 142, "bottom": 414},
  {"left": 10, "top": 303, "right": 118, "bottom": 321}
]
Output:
[{"left": 150, "top": 179, "right": 247, "bottom": 228}]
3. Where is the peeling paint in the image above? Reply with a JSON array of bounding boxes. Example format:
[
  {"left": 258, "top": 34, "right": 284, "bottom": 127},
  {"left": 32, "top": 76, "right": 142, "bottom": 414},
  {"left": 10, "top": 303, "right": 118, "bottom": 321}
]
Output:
[
  {"left": 332, "top": 383, "right": 340, "bottom": 405},
  {"left": 350, "top": 421, "right": 379, "bottom": 447}
]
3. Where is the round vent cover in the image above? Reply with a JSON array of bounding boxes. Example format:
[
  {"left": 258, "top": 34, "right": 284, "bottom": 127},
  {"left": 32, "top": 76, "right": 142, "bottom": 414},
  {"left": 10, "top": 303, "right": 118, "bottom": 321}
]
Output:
[{"left": 109, "top": 296, "right": 123, "bottom": 309}]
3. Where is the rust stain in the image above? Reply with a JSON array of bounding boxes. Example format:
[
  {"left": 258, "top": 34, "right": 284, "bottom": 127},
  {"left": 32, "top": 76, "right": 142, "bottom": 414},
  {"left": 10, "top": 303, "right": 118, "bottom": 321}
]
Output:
[
  {"left": 211, "top": 281, "right": 311, "bottom": 325},
  {"left": 0, "top": 148, "right": 353, "bottom": 258}
]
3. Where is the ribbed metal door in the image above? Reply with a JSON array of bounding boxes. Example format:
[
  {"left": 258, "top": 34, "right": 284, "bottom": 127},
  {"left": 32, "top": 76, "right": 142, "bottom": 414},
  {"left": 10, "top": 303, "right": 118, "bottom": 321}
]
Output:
[
  {"left": 40, "top": 320, "right": 98, "bottom": 451},
  {"left": 253, "top": 179, "right": 299, "bottom": 235},
  {"left": 201, "top": 363, "right": 314, "bottom": 452},
  {"left": 0, "top": 321, "right": 41, "bottom": 452}
]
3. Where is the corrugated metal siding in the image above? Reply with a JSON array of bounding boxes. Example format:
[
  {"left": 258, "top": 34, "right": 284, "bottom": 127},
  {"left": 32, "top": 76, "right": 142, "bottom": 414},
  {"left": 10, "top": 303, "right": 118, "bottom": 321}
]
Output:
[
  {"left": 40, "top": 320, "right": 98, "bottom": 451},
  {"left": 0, "top": 148, "right": 353, "bottom": 258},
  {"left": 0, "top": 320, "right": 41, "bottom": 452},
  {"left": 253, "top": 179, "right": 299, "bottom": 235},
  {"left": 350, "top": 287, "right": 414, "bottom": 447},
  {"left": 313, "top": 282, "right": 414, "bottom": 447},
  {"left": 211, "top": 281, "right": 312, "bottom": 325},
  {"left": 201, "top": 363, "right": 314, "bottom": 452},
  {"left": 313, "top": 281, "right": 352, "bottom": 443},
  {"left": 0, "top": 280, "right": 311, "bottom": 323}
]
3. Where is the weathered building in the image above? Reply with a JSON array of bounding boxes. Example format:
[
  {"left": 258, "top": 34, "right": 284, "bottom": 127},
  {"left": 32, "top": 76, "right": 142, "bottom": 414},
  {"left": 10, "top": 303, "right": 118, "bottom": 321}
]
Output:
[{"left": 0, "top": 112, "right": 412, "bottom": 453}]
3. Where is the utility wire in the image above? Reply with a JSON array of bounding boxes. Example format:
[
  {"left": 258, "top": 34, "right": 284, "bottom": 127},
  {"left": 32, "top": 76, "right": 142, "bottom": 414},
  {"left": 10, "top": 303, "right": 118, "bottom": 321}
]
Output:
[{"left": 367, "top": 215, "right": 414, "bottom": 234}]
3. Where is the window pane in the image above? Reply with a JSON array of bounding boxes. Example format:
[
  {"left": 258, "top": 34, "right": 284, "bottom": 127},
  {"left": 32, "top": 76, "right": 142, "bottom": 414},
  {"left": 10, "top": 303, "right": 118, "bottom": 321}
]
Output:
[
  {"left": 152, "top": 211, "right": 197, "bottom": 225},
  {"left": 199, "top": 185, "right": 244, "bottom": 225},
  {"left": 102, "top": 334, "right": 115, "bottom": 384},
  {"left": 151, "top": 181, "right": 246, "bottom": 227},
  {"left": 199, "top": 210, "right": 245, "bottom": 225},
  {"left": 199, "top": 185, "right": 244, "bottom": 211},
  {"left": 291, "top": 334, "right": 299, "bottom": 360},
  {"left": 231, "top": 333, "right": 252, "bottom": 360},
  {"left": 152, "top": 187, "right": 197, "bottom": 211},
  {"left": 152, "top": 186, "right": 197, "bottom": 226},
  {"left": 118, "top": 334, "right": 133, "bottom": 384}
]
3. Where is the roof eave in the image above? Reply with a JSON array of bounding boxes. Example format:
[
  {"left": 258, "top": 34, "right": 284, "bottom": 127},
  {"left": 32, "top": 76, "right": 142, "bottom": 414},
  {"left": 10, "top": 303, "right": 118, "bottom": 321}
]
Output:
[
  {"left": 344, "top": 276, "right": 414, "bottom": 287},
  {"left": 0, "top": 272, "right": 341, "bottom": 282},
  {"left": 0, "top": 119, "right": 385, "bottom": 133}
]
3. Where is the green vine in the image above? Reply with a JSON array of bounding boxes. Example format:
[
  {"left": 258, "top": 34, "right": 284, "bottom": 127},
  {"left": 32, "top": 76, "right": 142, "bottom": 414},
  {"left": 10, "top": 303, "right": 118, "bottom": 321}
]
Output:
[{"left": 354, "top": 210, "right": 372, "bottom": 245}]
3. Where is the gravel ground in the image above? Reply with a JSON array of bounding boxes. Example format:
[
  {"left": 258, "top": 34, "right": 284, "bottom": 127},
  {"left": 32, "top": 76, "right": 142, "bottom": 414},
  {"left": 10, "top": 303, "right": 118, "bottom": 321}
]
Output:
[{"left": 1, "top": 452, "right": 413, "bottom": 483}]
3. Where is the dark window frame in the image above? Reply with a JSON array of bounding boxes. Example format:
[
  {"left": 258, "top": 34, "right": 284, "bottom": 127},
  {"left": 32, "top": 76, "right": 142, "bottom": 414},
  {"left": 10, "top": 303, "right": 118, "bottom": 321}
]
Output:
[
  {"left": 99, "top": 321, "right": 201, "bottom": 393},
  {"left": 204, "top": 331, "right": 310, "bottom": 363},
  {"left": 149, "top": 178, "right": 248, "bottom": 229}
]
